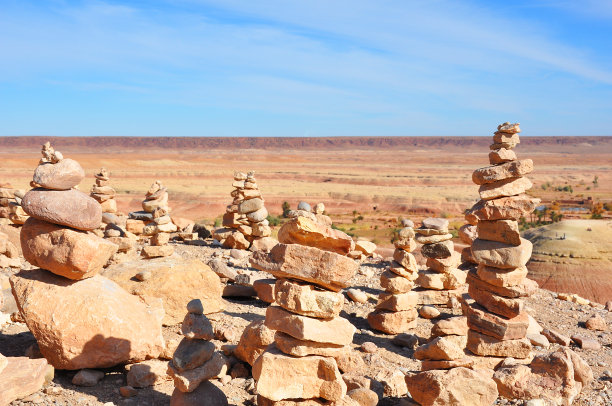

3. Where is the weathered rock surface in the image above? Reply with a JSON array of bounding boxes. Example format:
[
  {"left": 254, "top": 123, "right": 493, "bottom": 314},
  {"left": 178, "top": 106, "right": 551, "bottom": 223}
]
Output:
[
  {"left": 478, "top": 177, "right": 533, "bottom": 200},
  {"left": 414, "top": 335, "right": 467, "bottom": 361},
  {"left": 33, "top": 159, "right": 85, "bottom": 190},
  {"left": 0, "top": 357, "right": 50, "bottom": 405},
  {"left": 250, "top": 244, "right": 358, "bottom": 292},
  {"left": 170, "top": 381, "right": 228, "bottom": 406},
  {"left": 277, "top": 216, "right": 354, "bottom": 255},
  {"left": 472, "top": 159, "right": 533, "bottom": 185},
  {"left": 274, "top": 278, "right": 344, "bottom": 318},
  {"left": 10, "top": 269, "right": 164, "bottom": 369},
  {"left": 101, "top": 257, "right": 224, "bottom": 325},
  {"left": 234, "top": 320, "right": 275, "bottom": 366},
  {"left": 471, "top": 238, "right": 533, "bottom": 269},
  {"left": 367, "top": 309, "right": 418, "bottom": 335},
  {"left": 405, "top": 367, "right": 498, "bottom": 406},
  {"left": 274, "top": 332, "right": 348, "bottom": 357},
  {"left": 22, "top": 188, "right": 102, "bottom": 231},
  {"left": 477, "top": 219, "right": 521, "bottom": 246},
  {"left": 467, "top": 330, "right": 531, "bottom": 358},
  {"left": 252, "top": 349, "right": 346, "bottom": 402},
  {"left": 466, "top": 194, "right": 540, "bottom": 223},
  {"left": 462, "top": 296, "right": 529, "bottom": 340},
  {"left": 168, "top": 352, "right": 228, "bottom": 392},
  {"left": 21, "top": 218, "right": 117, "bottom": 280}
]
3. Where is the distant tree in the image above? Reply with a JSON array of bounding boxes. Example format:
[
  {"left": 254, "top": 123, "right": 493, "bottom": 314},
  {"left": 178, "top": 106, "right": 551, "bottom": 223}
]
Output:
[
  {"left": 593, "top": 176, "right": 599, "bottom": 188},
  {"left": 281, "top": 201, "right": 291, "bottom": 218},
  {"left": 591, "top": 202, "right": 604, "bottom": 219}
]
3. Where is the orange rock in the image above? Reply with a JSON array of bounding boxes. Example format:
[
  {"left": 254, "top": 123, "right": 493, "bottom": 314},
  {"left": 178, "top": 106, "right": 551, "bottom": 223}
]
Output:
[
  {"left": 274, "top": 278, "right": 344, "bottom": 318},
  {"left": 467, "top": 330, "right": 531, "bottom": 358},
  {"left": 472, "top": 159, "right": 533, "bottom": 185},
  {"left": 414, "top": 335, "right": 467, "bottom": 361},
  {"left": 33, "top": 159, "right": 85, "bottom": 190},
  {"left": 277, "top": 216, "right": 354, "bottom": 255},
  {"left": 367, "top": 309, "right": 418, "bottom": 335},
  {"left": 22, "top": 188, "right": 102, "bottom": 231},
  {"left": 21, "top": 218, "right": 118, "bottom": 280},
  {"left": 0, "top": 357, "right": 50, "bottom": 405},
  {"left": 234, "top": 320, "right": 275, "bottom": 366},
  {"left": 466, "top": 194, "right": 540, "bottom": 223},
  {"left": 478, "top": 177, "right": 533, "bottom": 200},
  {"left": 477, "top": 219, "right": 521, "bottom": 246},
  {"left": 471, "top": 238, "right": 533, "bottom": 269},
  {"left": 10, "top": 269, "right": 164, "bottom": 369}
]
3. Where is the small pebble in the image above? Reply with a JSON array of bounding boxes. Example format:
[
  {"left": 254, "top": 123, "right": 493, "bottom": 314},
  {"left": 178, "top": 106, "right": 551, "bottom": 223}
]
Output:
[
  {"left": 347, "top": 288, "right": 368, "bottom": 304},
  {"left": 419, "top": 305, "right": 440, "bottom": 319},
  {"left": 360, "top": 342, "right": 377, "bottom": 353}
]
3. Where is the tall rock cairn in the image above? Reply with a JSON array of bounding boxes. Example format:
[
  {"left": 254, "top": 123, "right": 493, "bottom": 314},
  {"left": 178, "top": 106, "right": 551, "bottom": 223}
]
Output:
[
  {"left": 463, "top": 122, "right": 541, "bottom": 362},
  {"left": 250, "top": 241, "right": 359, "bottom": 404},
  {"left": 20, "top": 143, "right": 117, "bottom": 280},
  {"left": 367, "top": 220, "right": 419, "bottom": 334},
  {"left": 221, "top": 171, "right": 270, "bottom": 249},
  {"left": 141, "top": 180, "right": 177, "bottom": 258},
  {"left": 415, "top": 217, "right": 467, "bottom": 299},
  {"left": 168, "top": 299, "right": 229, "bottom": 406},
  {"left": 90, "top": 167, "right": 117, "bottom": 214}
]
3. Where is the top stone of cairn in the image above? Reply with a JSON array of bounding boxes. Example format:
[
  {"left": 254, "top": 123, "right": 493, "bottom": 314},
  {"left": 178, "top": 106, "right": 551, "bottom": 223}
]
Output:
[{"left": 32, "top": 142, "right": 85, "bottom": 190}]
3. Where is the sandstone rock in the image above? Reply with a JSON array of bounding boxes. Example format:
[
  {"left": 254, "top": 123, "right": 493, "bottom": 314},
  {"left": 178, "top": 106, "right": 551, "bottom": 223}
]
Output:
[
  {"left": 389, "top": 261, "right": 419, "bottom": 279},
  {"left": 378, "top": 369, "right": 408, "bottom": 397},
  {"left": 234, "top": 320, "right": 276, "bottom": 366},
  {"left": 249, "top": 236, "right": 278, "bottom": 252},
  {"left": 252, "top": 349, "right": 346, "bottom": 402},
  {"left": 250, "top": 244, "right": 358, "bottom": 292},
  {"left": 223, "top": 231, "right": 250, "bottom": 250},
  {"left": 247, "top": 207, "right": 268, "bottom": 222},
  {"left": 497, "top": 122, "right": 521, "bottom": 133},
  {"left": 489, "top": 148, "right": 517, "bottom": 164},
  {"left": 127, "top": 359, "right": 170, "bottom": 388},
  {"left": 542, "top": 328, "right": 571, "bottom": 346},
  {"left": 355, "top": 240, "right": 377, "bottom": 256},
  {"left": 493, "top": 348, "right": 591, "bottom": 405},
  {"left": 466, "top": 194, "right": 540, "bottom": 223},
  {"left": 471, "top": 238, "right": 533, "bottom": 269},
  {"left": 431, "top": 316, "right": 468, "bottom": 337},
  {"left": 421, "top": 240, "right": 454, "bottom": 259},
  {"left": 420, "top": 358, "right": 474, "bottom": 371},
  {"left": 170, "top": 380, "right": 228, "bottom": 406},
  {"left": 181, "top": 313, "right": 214, "bottom": 340},
  {"left": 419, "top": 305, "right": 440, "bottom": 319},
  {"left": 101, "top": 257, "right": 224, "bottom": 325},
  {"left": 265, "top": 306, "right": 355, "bottom": 346},
  {"left": 479, "top": 177, "right": 533, "bottom": 200},
  {"left": 392, "top": 249, "right": 418, "bottom": 271},
  {"left": 347, "top": 387, "right": 378, "bottom": 406},
  {"left": 571, "top": 335, "right": 601, "bottom": 350},
  {"left": 335, "top": 350, "right": 366, "bottom": 374},
  {"left": 472, "top": 159, "right": 533, "bottom": 185},
  {"left": 238, "top": 197, "right": 264, "bottom": 214},
  {"left": 415, "top": 233, "right": 452, "bottom": 244},
  {"left": 347, "top": 288, "right": 368, "bottom": 304},
  {"left": 72, "top": 368, "right": 104, "bottom": 387},
  {"left": 417, "top": 288, "right": 465, "bottom": 306},
  {"left": 142, "top": 245, "right": 174, "bottom": 258},
  {"left": 425, "top": 251, "right": 461, "bottom": 273},
  {"left": 277, "top": 216, "right": 354, "bottom": 255},
  {"left": 467, "top": 330, "right": 531, "bottom": 358},
  {"left": 467, "top": 269, "right": 537, "bottom": 298},
  {"left": 477, "top": 219, "right": 521, "bottom": 246},
  {"left": 253, "top": 278, "right": 276, "bottom": 303},
  {"left": 476, "top": 264, "right": 528, "bottom": 287},
  {"left": 0, "top": 357, "right": 50, "bottom": 405},
  {"left": 462, "top": 296, "right": 529, "bottom": 340},
  {"left": 275, "top": 331, "right": 348, "bottom": 357},
  {"left": 380, "top": 270, "right": 415, "bottom": 293},
  {"left": 33, "top": 159, "right": 85, "bottom": 190},
  {"left": 415, "top": 335, "right": 467, "bottom": 361},
  {"left": 585, "top": 313, "right": 606, "bottom": 331},
  {"left": 417, "top": 268, "right": 466, "bottom": 290},
  {"left": 22, "top": 188, "right": 102, "bottom": 231},
  {"left": 468, "top": 283, "right": 524, "bottom": 318},
  {"left": 168, "top": 352, "right": 229, "bottom": 392},
  {"left": 275, "top": 278, "right": 344, "bottom": 318},
  {"left": 367, "top": 309, "right": 418, "bottom": 335},
  {"left": 126, "top": 219, "right": 146, "bottom": 234},
  {"left": 405, "top": 367, "right": 498, "bottom": 406},
  {"left": 172, "top": 339, "right": 215, "bottom": 372},
  {"left": 422, "top": 218, "right": 448, "bottom": 231},
  {"left": 10, "top": 269, "right": 164, "bottom": 369},
  {"left": 19, "top": 217, "right": 109, "bottom": 280},
  {"left": 458, "top": 224, "right": 477, "bottom": 244},
  {"left": 376, "top": 292, "right": 418, "bottom": 312},
  {"left": 392, "top": 333, "right": 419, "bottom": 349}
]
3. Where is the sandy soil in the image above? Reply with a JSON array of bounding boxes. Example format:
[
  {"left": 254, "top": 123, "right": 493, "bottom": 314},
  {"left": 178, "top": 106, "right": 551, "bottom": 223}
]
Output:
[{"left": 1, "top": 240, "right": 612, "bottom": 406}]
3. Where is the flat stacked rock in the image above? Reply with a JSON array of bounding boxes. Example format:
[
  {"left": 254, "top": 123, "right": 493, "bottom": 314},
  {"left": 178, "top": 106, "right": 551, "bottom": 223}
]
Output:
[
  {"left": 142, "top": 206, "right": 175, "bottom": 258},
  {"left": 415, "top": 316, "right": 471, "bottom": 371},
  {"left": 415, "top": 218, "right": 467, "bottom": 306},
  {"left": 218, "top": 171, "right": 271, "bottom": 250},
  {"left": 0, "top": 184, "right": 14, "bottom": 221},
  {"left": 463, "top": 122, "right": 540, "bottom": 365},
  {"left": 459, "top": 222, "right": 478, "bottom": 264},
  {"left": 0, "top": 186, "right": 29, "bottom": 225},
  {"left": 90, "top": 167, "right": 117, "bottom": 213},
  {"left": 250, "top": 243, "right": 359, "bottom": 404},
  {"left": 367, "top": 221, "right": 419, "bottom": 334},
  {"left": 168, "top": 299, "right": 229, "bottom": 405}
]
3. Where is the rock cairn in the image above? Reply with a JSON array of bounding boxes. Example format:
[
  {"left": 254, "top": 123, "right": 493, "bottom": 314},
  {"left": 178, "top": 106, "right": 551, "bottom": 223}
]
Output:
[
  {"left": 250, "top": 241, "right": 359, "bottom": 404},
  {"left": 463, "top": 122, "right": 540, "bottom": 364},
  {"left": 459, "top": 222, "right": 478, "bottom": 265},
  {"left": 20, "top": 143, "right": 116, "bottom": 279},
  {"left": 415, "top": 217, "right": 467, "bottom": 305},
  {"left": 0, "top": 185, "right": 28, "bottom": 225},
  {"left": 90, "top": 167, "right": 117, "bottom": 213},
  {"left": 168, "top": 299, "right": 229, "bottom": 405},
  {"left": 220, "top": 171, "right": 270, "bottom": 250},
  {"left": 367, "top": 220, "right": 419, "bottom": 334},
  {"left": 139, "top": 181, "right": 176, "bottom": 258},
  {"left": 0, "top": 184, "right": 14, "bottom": 221}
]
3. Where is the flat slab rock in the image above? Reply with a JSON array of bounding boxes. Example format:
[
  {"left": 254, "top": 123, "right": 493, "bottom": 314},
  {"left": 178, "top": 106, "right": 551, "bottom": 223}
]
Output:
[
  {"left": 250, "top": 243, "right": 358, "bottom": 292},
  {"left": 0, "top": 356, "right": 50, "bottom": 405},
  {"left": 277, "top": 216, "right": 354, "bottom": 255}
]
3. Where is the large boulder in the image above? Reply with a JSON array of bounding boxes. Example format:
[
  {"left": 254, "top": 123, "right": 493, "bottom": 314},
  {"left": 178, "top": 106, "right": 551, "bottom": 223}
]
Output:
[
  {"left": 405, "top": 367, "right": 498, "bottom": 406},
  {"left": 277, "top": 216, "right": 354, "bottom": 255},
  {"left": 101, "top": 257, "right": 225, "bottom": 325},
  {"left": 250, "top": 244, "right": 358, "bottom": 292},
  {"left": 10, "top": 269, "right": 164, "bottom": 370},
  {"left": 33, "top": 159, "right": 85, "bottom": 190},
  {"left": 22, "top": 188, "right": 102, "bottom": 231},
  {"left": 21, "top": 218, "right": 117, "bottom": 280}
]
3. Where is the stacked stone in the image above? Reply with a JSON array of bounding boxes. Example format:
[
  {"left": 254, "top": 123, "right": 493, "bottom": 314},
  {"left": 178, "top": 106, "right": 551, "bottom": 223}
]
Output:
[
  {"left": 140, "top": 181, "right": 177, "bottom": 258},
  {"left": 0, "top": 185, "right": 28, "bottom": 225},
  {"left": 367, "top": 221, "right": 419, "bottom": 334},
  {"left": 0, "top": 184, "right": 13, "bottom": 221},
  {"left": 20, "top": 143, "right": 118, "bottom": 280},
  {"left": 167, "top": 299, "right": 229, "bottom": 406},
  {"left": 221, "top": 171, "right": 270, "bottom": 249},
  {"left": 0, "top": 231, "right": 20, "bottom": 268},
  {"left": 90, "top": 167, "right": 117, "bottom": 213},
  {"left": 458, "top": 222, "right": 478, "bottom": 265},
  {"left": 415, "top": 218, "right": 467, "bottom": 302},
  {"left": 463, "top": 122, "right": 540, "bottom": 363},
  {"left": 8, "top": 189, "right": 28, "bottom": 225},
  {"left": 250, "top": 243, "right": 359, "bottom": 404},
  {"left": 414, "top": 316, "right": 470, "bottom": 371}
]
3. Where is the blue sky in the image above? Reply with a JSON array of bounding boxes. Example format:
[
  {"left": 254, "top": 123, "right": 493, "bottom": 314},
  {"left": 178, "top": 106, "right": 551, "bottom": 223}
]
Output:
[{"left": 1, "top": 0, "right": 611, "bottom": 137}]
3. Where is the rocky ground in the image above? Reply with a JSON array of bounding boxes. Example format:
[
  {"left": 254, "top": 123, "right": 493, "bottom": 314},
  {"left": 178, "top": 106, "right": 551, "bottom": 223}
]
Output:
[{"left": 1, "top": 240, "right": 612, "bottom": 406}]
